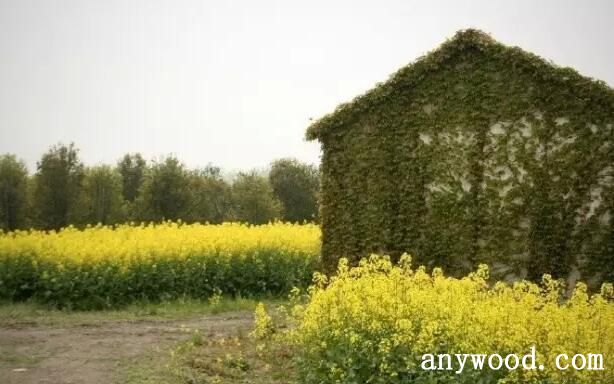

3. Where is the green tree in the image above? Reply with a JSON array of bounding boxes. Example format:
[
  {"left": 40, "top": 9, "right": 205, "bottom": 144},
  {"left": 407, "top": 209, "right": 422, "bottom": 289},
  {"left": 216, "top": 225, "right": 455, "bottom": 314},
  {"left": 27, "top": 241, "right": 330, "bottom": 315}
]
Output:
[
  {"left": 0, "top": 154, "right": 29, "bottom": 231},
  {"left": 117, "top": 153, "right": 146, "bottom": 203},
  {"left": 75, "top": 165, "right": 125, "bottom": 225},
  {"left": 269, "top": 158, "right": 319, "bottom": 222},
  {"left": 136, "top": 156, "right": 190, "bottom": 221},
  {"left": 231, "top": 171, "right": 282, "bottom": 224},
  {"left": 184, "top": 165, "right": 232, "bottom": 223},
  {"left": 33, "top": 143, "right": 84, "bottom": 230}
]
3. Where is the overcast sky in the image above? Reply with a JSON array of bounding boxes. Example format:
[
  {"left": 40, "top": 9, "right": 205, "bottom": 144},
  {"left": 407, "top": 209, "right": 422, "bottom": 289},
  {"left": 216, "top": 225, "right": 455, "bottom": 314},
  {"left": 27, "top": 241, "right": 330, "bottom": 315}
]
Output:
[{"left": 0, "top": 0, "right": 612, "bottom": 172}]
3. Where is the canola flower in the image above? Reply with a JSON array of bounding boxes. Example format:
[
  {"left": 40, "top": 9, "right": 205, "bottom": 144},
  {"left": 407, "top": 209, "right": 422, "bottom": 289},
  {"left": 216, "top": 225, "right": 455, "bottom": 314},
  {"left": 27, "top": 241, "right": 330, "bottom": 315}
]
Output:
[
  {"left": 289, "top": 255, "right": 614, "bottom": 384},
  {"left": 250, "top": 302, "right": 275, "bottom": 341},
  {"left": 0, "top": 222, "right": 321, "bottom": 308}
]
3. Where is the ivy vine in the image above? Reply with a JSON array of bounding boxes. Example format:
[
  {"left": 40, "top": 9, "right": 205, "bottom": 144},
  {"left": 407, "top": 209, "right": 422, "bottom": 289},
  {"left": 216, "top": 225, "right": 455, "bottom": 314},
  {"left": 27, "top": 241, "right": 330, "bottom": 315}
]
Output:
[{"left": 308, "top": 29, "right": 614, "bottom": 286}]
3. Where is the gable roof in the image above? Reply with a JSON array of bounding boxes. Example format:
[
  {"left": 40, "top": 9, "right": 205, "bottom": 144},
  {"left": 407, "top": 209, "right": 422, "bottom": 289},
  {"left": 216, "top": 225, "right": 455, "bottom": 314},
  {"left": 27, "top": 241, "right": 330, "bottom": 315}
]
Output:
[{"left": 305, "top": 29, "right": 614, "bottom": 141}]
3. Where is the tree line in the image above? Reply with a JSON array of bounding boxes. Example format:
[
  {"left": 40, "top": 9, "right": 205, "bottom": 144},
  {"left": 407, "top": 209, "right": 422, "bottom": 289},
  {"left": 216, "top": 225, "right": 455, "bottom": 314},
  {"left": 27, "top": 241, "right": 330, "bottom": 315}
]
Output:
[{"left": 0, "top": 143, "right": 319, "bottom": 231}]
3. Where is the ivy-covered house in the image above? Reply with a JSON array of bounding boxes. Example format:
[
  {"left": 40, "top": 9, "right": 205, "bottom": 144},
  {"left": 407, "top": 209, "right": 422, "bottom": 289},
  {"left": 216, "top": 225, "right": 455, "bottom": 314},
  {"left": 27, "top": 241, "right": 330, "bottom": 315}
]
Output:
[{"left": 306, "top": 29, "right": 614, "bottom": 285}]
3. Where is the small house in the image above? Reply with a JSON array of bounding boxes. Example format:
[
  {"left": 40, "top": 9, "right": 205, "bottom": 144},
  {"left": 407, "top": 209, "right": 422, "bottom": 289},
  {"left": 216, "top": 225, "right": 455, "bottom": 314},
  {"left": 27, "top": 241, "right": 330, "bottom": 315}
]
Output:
[{"left": 306, "top": 29, "right": 614, "bottom": 284}]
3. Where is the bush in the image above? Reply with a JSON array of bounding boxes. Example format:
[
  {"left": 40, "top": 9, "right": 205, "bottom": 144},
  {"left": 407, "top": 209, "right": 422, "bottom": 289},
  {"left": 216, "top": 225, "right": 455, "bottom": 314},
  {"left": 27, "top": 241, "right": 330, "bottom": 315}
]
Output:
[
  {"left": 290, "top": 255, "right": 614, "bottom": 384},
  {"left": 232, "top": 172, "right": 282, "bottom": 224}
]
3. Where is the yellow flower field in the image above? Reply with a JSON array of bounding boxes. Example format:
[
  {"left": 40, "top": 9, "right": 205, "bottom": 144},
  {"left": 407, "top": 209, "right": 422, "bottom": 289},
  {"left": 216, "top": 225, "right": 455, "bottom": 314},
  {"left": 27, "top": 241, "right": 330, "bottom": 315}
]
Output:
[
  {"left": 0, "top": 222, "right": 321, "bottom": 308},
  {"left": 289, "top": 255, "right": 614, "bottom": 384}
]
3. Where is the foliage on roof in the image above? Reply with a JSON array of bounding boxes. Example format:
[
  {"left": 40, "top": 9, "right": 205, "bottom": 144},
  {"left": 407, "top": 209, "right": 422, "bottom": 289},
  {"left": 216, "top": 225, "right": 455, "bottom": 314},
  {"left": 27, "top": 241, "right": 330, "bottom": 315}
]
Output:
[{"left": 306, "top": 28, "right": 614, "bottom": 141}]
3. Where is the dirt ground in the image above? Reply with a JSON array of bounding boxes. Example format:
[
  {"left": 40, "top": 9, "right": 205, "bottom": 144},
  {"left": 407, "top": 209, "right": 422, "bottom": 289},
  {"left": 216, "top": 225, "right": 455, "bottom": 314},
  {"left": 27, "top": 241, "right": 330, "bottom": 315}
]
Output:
[{"left": 0, "top": 311, "right": 253, "bottom": 384}]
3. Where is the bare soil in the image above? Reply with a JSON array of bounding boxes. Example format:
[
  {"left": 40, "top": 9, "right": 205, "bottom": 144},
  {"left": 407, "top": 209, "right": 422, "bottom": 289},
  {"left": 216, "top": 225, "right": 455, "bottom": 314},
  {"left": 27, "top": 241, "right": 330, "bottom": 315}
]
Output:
[{"left": 0, "top": 312, "right": 252, "bottom": 384}]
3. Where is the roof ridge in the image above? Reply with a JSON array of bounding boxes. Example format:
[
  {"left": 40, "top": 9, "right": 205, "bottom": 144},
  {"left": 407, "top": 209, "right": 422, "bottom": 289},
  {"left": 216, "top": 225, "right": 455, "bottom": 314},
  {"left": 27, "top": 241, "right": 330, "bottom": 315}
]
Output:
[{"left": 305, "top": 29, "right": 614, "bottom": 141}]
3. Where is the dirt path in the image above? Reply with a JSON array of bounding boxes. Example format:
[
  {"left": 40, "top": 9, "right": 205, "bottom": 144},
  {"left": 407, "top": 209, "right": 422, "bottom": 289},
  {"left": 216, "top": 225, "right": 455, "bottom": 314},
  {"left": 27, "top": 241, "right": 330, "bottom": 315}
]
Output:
[{"left": 0, "top": 312, "right": 253, "bottom": 384}]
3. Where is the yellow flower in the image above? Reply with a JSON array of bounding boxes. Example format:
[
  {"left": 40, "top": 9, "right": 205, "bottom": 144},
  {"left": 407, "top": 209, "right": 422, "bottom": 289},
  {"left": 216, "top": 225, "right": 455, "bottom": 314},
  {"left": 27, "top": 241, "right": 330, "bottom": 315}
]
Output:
[{"left": 291, "top": 255, "right": 614, "bottom": 384}]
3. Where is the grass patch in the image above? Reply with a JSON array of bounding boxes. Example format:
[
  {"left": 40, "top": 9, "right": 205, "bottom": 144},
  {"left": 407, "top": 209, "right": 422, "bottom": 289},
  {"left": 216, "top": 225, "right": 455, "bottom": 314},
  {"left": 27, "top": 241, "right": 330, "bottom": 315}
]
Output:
[
  {"left": 122, "top": 351, "right": 183, "bottom": 384},
  {"left": 168, "top": 327, "right": 297, "bottom": 383},
  {"left": 0, "top": 296, "right": 272, "bottom": 328},
  {"left": 0, "top": 350, "right": 41, "bottom": 367}
]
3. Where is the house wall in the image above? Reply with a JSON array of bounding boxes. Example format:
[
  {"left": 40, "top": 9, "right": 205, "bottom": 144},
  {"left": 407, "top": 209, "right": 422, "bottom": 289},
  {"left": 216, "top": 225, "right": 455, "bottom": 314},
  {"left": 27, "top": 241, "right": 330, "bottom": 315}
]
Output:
[{"left": 318, "top": 47, "right": 614, "bottom": 286}]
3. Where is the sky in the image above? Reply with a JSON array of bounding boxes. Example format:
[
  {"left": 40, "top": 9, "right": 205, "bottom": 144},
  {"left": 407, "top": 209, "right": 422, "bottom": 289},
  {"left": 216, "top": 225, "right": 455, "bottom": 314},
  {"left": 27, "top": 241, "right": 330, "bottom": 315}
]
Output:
[{"left": 0, "top": 0, "right": 613, "bottom": 172}]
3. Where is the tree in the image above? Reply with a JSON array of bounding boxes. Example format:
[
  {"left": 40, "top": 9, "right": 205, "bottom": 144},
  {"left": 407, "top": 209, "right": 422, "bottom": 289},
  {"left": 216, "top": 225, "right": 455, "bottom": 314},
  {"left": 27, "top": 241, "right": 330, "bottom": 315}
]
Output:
[
  {"left": 0, "top": 154, "right": 29, "bottom": 231},
  {"left": 117, "top": 153, "right": 146, "bottom": 203},
  {"left": 75, "top": 165, "right": 125, "bottom": 225},
  {"left": 33, "top": 143, "right": 84, "bottom": 230},
  {"left": 269, "top": 158, "right": 319, "bottom": 223},
  {"left": 231, "top": 171, "right": 282, "bottom": 224},
  {"left": 184, "top": 166, "right": 232, "bottom": 223},
  {"left": 136, "top": 156, "right": 190, "bottom": 221}
]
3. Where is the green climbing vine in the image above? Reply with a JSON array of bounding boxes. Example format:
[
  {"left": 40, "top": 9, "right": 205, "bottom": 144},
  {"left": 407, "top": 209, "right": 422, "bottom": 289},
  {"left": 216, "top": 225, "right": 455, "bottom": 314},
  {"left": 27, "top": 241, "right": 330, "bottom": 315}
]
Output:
[{"left": 308, "top": 29, "right": 614, "bottom": 285}]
